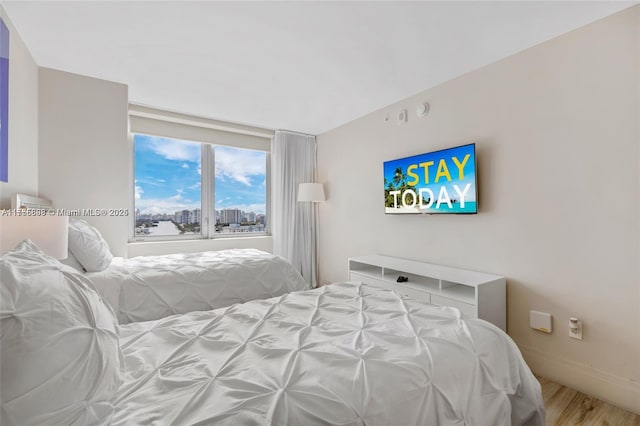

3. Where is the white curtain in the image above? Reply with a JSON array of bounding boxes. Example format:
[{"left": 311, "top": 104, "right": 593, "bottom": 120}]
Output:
[{"left": 272, "top": 130, "right": 318, "bottom": 287}]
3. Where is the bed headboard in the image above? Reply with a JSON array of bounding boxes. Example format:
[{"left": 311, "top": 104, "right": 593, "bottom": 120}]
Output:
[{"left": 11, "top": 193, "right": 53, "bottom": 210}]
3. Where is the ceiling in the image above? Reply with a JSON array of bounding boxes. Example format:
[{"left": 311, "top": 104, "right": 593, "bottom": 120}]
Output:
[{"left": 3, "top": 1, "right": 635, "bottom": 135}]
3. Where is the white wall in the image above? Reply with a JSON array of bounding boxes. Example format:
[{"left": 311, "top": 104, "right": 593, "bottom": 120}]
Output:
[
  {"left": 317, "top": 6, "right": 640, "bottom": 413},
  {"left": 0, "top": 7, "right": 38, "bottom": 208},
  {"left": 38, "top": 68, "right": 130, "bottom": 256}
]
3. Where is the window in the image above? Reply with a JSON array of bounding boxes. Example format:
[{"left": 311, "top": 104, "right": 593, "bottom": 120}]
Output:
[
  {"left": 134, "top": 135, "right": 203, "bottom": 238},
  {"left": 133, "top": 135, "right": 269, "bottom": 240},
  {"left": 213, "top": 146, "right": 267, "bottom": 235}
]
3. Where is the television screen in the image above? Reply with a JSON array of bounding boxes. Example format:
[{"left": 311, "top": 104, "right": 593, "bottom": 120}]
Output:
[{"left": 384, "top": 143, "right": 477, "bottom": 214}]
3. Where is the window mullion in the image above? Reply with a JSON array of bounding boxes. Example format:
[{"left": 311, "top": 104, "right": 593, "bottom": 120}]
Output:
[
  {"left": 209, "top": 144, "right": 215, "bottom": 238},
  {"left": 201, "top": 144, "right": 213, "bottom": 239},
  {"left": 200, "top": 143, "right": 207, "bottom": 239},
  {"left": 265, "top": 152, "right": 271, "bottom": 235}
]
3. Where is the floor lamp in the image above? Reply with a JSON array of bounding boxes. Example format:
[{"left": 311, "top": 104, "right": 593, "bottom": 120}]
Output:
[{"left": 297, "top": 183, "right": 325, "bottom": 287}]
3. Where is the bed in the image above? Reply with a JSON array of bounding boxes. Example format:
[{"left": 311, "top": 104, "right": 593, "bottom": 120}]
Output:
[
  {"left": 54, "top": 216, "right": 309, "bottom": 323},
  {"left": 87, "top": 248, "right": 310, "bottom": 324},
  {"left": 112, "top": 281, "right": 544, "bottom": 425},
  {"left": 0, "top": 242, "right": 545, "bottom": 426}
]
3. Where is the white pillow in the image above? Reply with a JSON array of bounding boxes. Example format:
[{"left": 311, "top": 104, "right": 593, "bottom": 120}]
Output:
[
  {"left": 68, "top": 219, "right": 113, "bottom": 272},
  {"left": 0, "top": 240, "right": 124, "bottom": 426}
]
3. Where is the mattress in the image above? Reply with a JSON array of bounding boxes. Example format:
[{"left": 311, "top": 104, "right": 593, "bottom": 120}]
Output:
[
  {"left": 112, "top": 282, "right": 545, "bottom": 425},
  {"left": 87, "top": 248, "right": 309, "bottom": 324}
]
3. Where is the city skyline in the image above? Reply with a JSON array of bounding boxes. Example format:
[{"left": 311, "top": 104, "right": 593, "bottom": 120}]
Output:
[
  {"left": 136, "top": 207, "right": 266, "bottom": 225},
  {"left": 135, "top": 206, "right": 266, "bottom": 237}
]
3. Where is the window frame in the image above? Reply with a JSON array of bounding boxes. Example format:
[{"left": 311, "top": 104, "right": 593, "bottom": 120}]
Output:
[{"left": 129, "top": 107, "right": 272, "bottom": 243}]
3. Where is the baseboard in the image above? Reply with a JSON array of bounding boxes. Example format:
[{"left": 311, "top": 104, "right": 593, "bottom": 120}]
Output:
[{"left": 519, "top": 345, "right": 640, "bottom": 415}]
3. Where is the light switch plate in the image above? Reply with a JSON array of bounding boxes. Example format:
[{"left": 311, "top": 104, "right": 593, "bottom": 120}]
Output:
[{"left": 530, "top": 310, "right": 552, "bottom": 333}]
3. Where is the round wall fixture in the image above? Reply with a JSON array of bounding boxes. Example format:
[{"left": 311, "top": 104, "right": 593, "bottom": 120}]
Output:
[{"left": 416, "top": 102, "right": 430, "bottom": 117}]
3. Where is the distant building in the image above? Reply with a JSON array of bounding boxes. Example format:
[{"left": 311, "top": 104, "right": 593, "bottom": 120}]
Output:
[
  {"left": 219, "top": 208, "right": 242, "bottom": 225},
  {"left": 175, "top": 209, "right": 192, "bottom": 224},
  {"left": 217, "top": 223, "right": 265, "bottom": 234},
  {"left": 139, "top": 207, "right": 260, "bottom": 227},
  {"left": 139, "top": 213, "right": 170, "bottom": 222}
]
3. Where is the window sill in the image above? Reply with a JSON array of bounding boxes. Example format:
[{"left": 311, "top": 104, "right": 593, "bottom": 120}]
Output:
[{"left": 127, "top": 235, "right": 273, "bottom": 258}]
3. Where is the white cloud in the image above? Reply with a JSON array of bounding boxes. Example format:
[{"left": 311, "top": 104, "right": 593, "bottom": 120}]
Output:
[
  {"left": 136, "top": 194, "right": 200, "bottom": 215},
  {"left": 215, "top": 147, "right": 265, "bottom": 186},
  {"left": 135, "top": 185, "right": 143, "bottom": 200},
  {"left": 146, "top": 136, "right": 201, "bottom": 163},
  {"left": 137, "top": 178, "right": 167, "bottom": 187},
  {"left": 181, "top": 163, "right": 189, "bottom": 169}
]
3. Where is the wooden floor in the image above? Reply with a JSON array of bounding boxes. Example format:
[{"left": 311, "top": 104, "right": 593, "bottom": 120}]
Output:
[{"left": 539, "top": 376, "right": 640, "bottom": 426}]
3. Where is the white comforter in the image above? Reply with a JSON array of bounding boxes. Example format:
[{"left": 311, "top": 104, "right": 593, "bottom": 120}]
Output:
[
  {"left": 87, "top": 249, "right": 308, "bottom": 324},
  {"left": 113, "top": 282, "right": 545, "bottom": 425}
]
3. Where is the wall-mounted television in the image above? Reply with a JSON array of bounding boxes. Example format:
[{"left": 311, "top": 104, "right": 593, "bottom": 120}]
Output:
[{"left": 384, "top": 143, "right": 477, "bottom": 214}]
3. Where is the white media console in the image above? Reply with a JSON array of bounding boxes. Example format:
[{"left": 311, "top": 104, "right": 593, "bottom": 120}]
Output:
[{"left": 348, "top": 255, "right": 506, "bottom": 331}]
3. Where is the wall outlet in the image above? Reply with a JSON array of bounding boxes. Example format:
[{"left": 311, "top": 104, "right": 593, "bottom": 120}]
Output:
[{"left": 569, "top": 318, "right": 583, "bottom": 340}]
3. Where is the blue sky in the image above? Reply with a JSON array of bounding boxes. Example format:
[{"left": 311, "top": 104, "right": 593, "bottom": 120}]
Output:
[
  {"left": 134, "top": 134, "right": 266, "bottom": 215},
  {"left": 383, "top": 143, "right": 477, "bottom": 202}
]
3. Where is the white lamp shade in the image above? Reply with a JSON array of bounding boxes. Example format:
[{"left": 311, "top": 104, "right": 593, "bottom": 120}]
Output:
[
  {"left": 0, "top": 216, "right": 69, "bottom": 259},
  {"left": 298, "top": 183, "right": 325, "bottom": 202}
]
